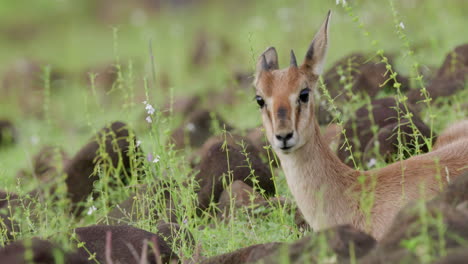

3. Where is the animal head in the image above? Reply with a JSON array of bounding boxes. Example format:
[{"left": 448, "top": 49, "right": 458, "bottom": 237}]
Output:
[{"left": 254, "top": 11, "right": 331, "bottom": 154}]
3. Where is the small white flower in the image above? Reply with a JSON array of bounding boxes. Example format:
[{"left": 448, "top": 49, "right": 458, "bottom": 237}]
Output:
[
  {"left": 143, "top": 101, "right": 147, "bottom": 105},
  {"left": 87, "top": 205, "right": 97, "bottom": 215},
  {"left": 367, "top": 158, "right": 377, "bottom": 168},
  {"left": 136, "top": 140, "right": 142, "bottom": 147},
  {"left": 186, "top": 122, "right": 196, "bottom": 132},
  {"left": 30, "top": 135, "right": 39, "bottom": 145},
  {"left": 336, "top": 0, "right": 347, "bottom": 6},
  {"left": 399, "top": 22, "right": 405, "bottom": 29},
  {"left": 145, "top": 104, "right": 155, "bottom": 115},
  {"left": 146, "top": 116, "right": 152, "bottom": 123},
  {"left": 152, "top": 155, "right": 160, "bottom": 163}
]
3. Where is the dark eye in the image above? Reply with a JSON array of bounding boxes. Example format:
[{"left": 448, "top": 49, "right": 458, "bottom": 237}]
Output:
[
  {"left": 255, "top": 95, "right": 265, "bottom": 108},
  {"left": 299, "top": 88, "right": 310, "bottom": 103}
]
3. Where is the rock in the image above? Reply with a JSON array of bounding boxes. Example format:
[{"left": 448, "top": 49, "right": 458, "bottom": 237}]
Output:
[
  {"left": 437, "top": 43, "right": 468, "bottom": 78},
  {"left": 64, "top": 121, "right": 142, "bottom": 215},
  {"left": 1, "top": 58, "right": 64, "bottom": 117},
  {"left": 201, "top": 225, "right": 376, "bottom": 264},
  {"left": 162, "top": 95, "right": 201, "bottom": 118},
  {"left": 169, "top": 109, "right": 233, "bottom": 150},
  {"left": 323, "top": 53, "right": 410, "bottom": 102},
  {"left": 190, "top": 133, "right": 262, "bottom": 167},
  {"left": 194, "top": 140, "right": 275, "bottom": 212},
  {"left": 75, "top": 225, "right": 178, "bottom": 264},
  {"left": 245, "top": 127, "right": 275, "bottom": 165},
  {"left": 362, "top": 117, "right": 433, "bottom": 165},
  {"left": 256, "top": 225, "right": 376, "bottom": 264},
  {"left": 156, "top": 221, "right": 195, "bottom": 250},
  {"left": 409, "top": 44, "right": 468, "bottom": 105},
  {"left": 294, "top": 207, "right": 310, "bottom": 231},
  {"left": 408, "top": 68, "right": 468, "bottom": 105},
  {"left": 0, "top": 190, "right": 18, "bottom": 209},
  {"left": 217, "top": 180, "right": 267, "bottom": 213},
  {"left": 0, "top": 120, "right": 17, "bottom": 147},
  {"left": 106, "top": 182, "right": 177, "bottom": 225},
  {"left": 336, "top": 97, "right": 433, "bottom": 167},
  {"left": 16, "top": 145, "right": 68, "bottom": 182},
  {"left": 191, "top": 31, "right": 231, "bottom": 67},
  {"left": 81, "top": 63, "right": 120, "bottom": 93},
  {"left": 201, "top": 242, "right": 281, "bottom": 264},
  {"left": 0, "top": 238, "right": 87, "bottom": 264}
]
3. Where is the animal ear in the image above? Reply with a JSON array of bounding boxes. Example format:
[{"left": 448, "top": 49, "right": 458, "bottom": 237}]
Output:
[
  {"left": 302, "top": 11, "right": 331, "bottom": 76},
  {"left": 255, "top": 46, "right": 279, "bottom": 77}
]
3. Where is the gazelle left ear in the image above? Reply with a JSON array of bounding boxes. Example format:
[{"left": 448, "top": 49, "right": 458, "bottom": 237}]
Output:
[
  {"left": 255, "top": 46, "right": 279, "bottom": 78},
  {"left": 302, "top": 10, "right": 331, "bottom": 76}
]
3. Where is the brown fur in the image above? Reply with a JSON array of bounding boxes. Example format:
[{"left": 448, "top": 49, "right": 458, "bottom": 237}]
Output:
[
  {"left": 433, "top": 120, "right": 468, "bottom": 150},
  {"left": 254, "top": 12, "right": 468, "bottom": 240},
  {"left": 360, "top": 171, "right": 468, "bottom": 263},
  {"left": 75, "top": 225, "right": 178, "bottom": 264}
]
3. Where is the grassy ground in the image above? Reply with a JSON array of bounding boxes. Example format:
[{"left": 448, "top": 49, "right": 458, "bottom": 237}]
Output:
[{"left": 0, "top": 0, "right": 467, "bottom": 262}]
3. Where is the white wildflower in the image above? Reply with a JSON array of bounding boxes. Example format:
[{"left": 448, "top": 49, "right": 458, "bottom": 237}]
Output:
[
  {"left": 152, "top": 155, "right": 160, "bottom": 163},
  {"left": 146, "top": 116, "right": 152, "bottom": 123},
  {"left": 136, "top": 140, "right": 142, "bottom": 147},
  {"left": 143, "top": 101, "right": 156, "bottom": 115},
  {"left": 87, "top": 205, "right": 97, "bottom": 215},
  {"left": 336, "top": 0, "right": 347, "bottom": 6},
  {"left": 186, "top": 122, "right": 196, "bottom": 132},
  {"left": 145, "top": 104, "right": 155, "bottom": 115},
  {"left": 399, "top": 22, "right": 405, "bottom": 29},
  {"left": 30, "top": 135, "right": 39, "bottom": 145},
  {"left": 366, "top": 158, "right": 377, "bottom": 168}
]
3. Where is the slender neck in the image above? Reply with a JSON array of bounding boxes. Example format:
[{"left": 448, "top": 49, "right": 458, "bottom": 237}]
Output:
[
  {"left": 279, "top": 120, "right": 356, "bottom": 186},
  {"left": 276, "top": 119, "right": 361, "bottom": 228}
]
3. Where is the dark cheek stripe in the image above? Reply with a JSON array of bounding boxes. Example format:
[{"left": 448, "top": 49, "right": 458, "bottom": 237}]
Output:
[{"left": 295, "top": 105, "right": 301, "bottom": 131}]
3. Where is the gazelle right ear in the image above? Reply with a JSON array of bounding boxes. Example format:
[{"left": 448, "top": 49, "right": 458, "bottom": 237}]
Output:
[
  {"left": 302, "top": 11, "right": 331, "bottom": 77},
  {"left": 255, "top": 46, "right": 279, "bottom": 77}
]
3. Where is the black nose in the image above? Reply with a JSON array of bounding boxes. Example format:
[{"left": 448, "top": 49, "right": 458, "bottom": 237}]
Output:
[{"left": 276, "top": 132, "right": 294, "bottom": 141}]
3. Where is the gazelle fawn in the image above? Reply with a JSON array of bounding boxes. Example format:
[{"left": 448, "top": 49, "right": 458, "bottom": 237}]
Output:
[{"left": 253, "top": 11, "right": 468, "bottom": 240}]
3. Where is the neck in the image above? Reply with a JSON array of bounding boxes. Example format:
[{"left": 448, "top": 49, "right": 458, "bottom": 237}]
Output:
[{"left": 276, "top": 120, "right": 361, "bottom": 230}]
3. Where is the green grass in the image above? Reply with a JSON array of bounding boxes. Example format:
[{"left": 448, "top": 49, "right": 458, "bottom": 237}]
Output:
[{"left": 0, "top": 0, "right": 467, "bottom": 262}]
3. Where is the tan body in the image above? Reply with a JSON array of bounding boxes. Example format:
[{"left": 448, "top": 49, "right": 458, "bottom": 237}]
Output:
[
  {"left": 433, "top": 120, "right": 468, "bottom": 150},
  {"left": 278, "top": 118, "right": 468, "bottom": 239},
  {"left": 253, "top": 11, "right": 468, "bottom": 240}
]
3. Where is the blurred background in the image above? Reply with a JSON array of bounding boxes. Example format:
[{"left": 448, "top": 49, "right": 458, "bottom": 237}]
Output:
[{"left": 0, "top": 0, "right": 467, "bottom": 187}]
